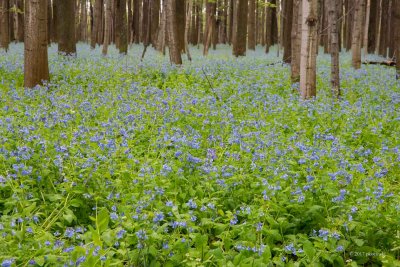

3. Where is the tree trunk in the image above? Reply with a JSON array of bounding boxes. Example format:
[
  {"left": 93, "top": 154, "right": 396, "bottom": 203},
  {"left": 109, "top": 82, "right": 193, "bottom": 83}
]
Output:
[
  {"left": 57, "top": 0, "right": 76, "bottom": 55},
  {"left": 15, "top": 0, "right": 23, "bottom": 42},
  {"left": 394, "top": 0, "right": 400, "bottom": 79},
  {"left": 133, "top": 0, "right": 140, "bottom": 43},
  {"left": 0, "top": 0, "right": 10, "bottom": 51},
  {"left": 91, "top": 0, "right": 102, "bottom": 48},
  {"left": 232, "top": 0, "right": 248, "bottom": 57},
  {"left": 248, "top": 0, "right": 256, "bottom": 50},
  {"left": 300, "top": 0, "right": 318, "bottom": 99},
  {"left": 176, "top": 0, "right": 185, "bottom": 52},
  {"left": 102, "top": 0, "right": 112, "bottom": 55},
  {"left": 378, "top": 0, "right": 389, "bottom": 56},
  {"left": 24, "top": 0, "right": 50, "bottom": 88},
  {"left": 166, "top": 0, "right": 182, "bottom": 64},
  {"left": 151, "top": 0, "right": 160, "bottom": 46},
  {"left": 80, "top": 0, "right": 88, "bottom": 42},
  {"left": 228, "top": 0, "right": 234, "bottom": 44},
  {"left": 351, "top": 0, "right": 364, "bottom": 69},
  {"left": 328, "top": 0, "right": 340, "bottom": 97},
  {"left": 265, "top": 1, "right": 272, "bottom": 53},
  {"left": 203, "top": 1, "right": 216, "bottom": 56},
  {"left": 116, "top": 0, "right": 128, "bottom": 54},
  {"left": 367, "top": 0, "right": 377, "bottom": 53},
  {"left": 141, "top": 0, "right": 149, "bottom": 44},
  {"left": 291, "top": 0, "right": 301, "bottom": 83},
  {"left": 184, "top": 0, "right": 192, "bottom": 61},
  {"left": 362, "top": 0, "right": 370, "bottom": 57},
  {"left": 47, "top": 0, "right": 52, "bottom": 45},
  {"left": 283, "top": 0, "right": 293, "bottom": 63},
  {"left": 344, "top": 0, "right": 354, "bottom": 51}
]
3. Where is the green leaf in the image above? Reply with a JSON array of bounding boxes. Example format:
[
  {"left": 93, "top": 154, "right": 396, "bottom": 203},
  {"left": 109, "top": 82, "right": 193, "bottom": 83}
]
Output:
[
  {"left": 97, "top": 208, "right": 110, "bottom": 234},
  {"left": 303, "top": 240, "right": 315, "bottom": 260}
]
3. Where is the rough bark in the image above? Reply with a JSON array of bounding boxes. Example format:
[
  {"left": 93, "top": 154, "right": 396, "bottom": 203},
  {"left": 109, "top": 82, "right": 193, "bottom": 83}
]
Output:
[
  {"left": 91, "top": 0, "right": 102, "bottom": 48},
  {"left": 116, "top": 0, "right": 128, "bottom": 54},
  {"left": 367, "top": 0, "right": 377, "bottom": 53},
  {"left": 291, "top": 0, "right": 301, "bottom": 83},
  {"left": 0, "top": 0, "right": 10, "bottom": 51},
  {"left": 283, "top": 0, "right": 293, "bottom": 63},
  {"left": 16, "top": 0, "right": 24, "bottom": 42},
  {"left": 102, "top": 0, "right": 112, "bottom": 55},
  {"left": 166, "top": 0, "right": 182, "bottom": 64},
  {"left": 328, "top": 0, "right": 340, "bottom": 97},
  {"left": 300, "top": 0, "right": 318, "bottom": 99},
  {"left": 80, "top": 0, "right": 88, "bottom": 42},
  {"left": 248, "top": 0, "right": 256, "bottom": 50},
  {"left": 24, "top": 0, "right": 50, "bottom": 88},
  {"left": 378, "top": 0, "right": 389, "bottom": 56},
  {"left": 133, "top": 0, "right": 140, "bottom": 43},
  {"left": 204, "top": 1, "right": 216, "bottom": 56},
  {"left": 232, "top": 0, "right": 248, "bottom": 57},
  {"left": 176, "top": 0, "right": 185, "bottom": 52},
  {"left": 362, "top": 0, "right": 370, "bottom": 56},
  {"left": 394, "top": 0, "right": 400, "bottom": 79},
  {"left": 151, "top": 0, "right": 160, "bottom": 46},
  {"left": 265, "top": 0, "right": 272, "bottom": 53},
  {"left": 351, "top": 0, "right": 364, "bottom": 69},
  {"left": 57, "top": 0, "right": 76, "bottom": 55}
]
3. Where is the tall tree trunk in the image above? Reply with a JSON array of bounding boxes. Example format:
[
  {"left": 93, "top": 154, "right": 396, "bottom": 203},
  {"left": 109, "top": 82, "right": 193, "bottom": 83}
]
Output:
[
  {"left": 52, "top": 0, "right": 58, "bottom": 43},
  {"left": 166, "top": 0, "right": 182, "bottom": 64},
  {"left": 47, "top": 0, "right": 52, "bottom": 44},
  {"left": 248, "top": 0, "right": 256, "bottom": 50},
  {"left": 190, "top": 1, "right": 197, "bottom": 44},
  {"left": 141, "top": 0, "right": 149, "bottom": 44},
  {"left": 378, "top": 0, "right": 388, "bottom": 56},
  {"left": 270, "top": 0, "right": 278, "bottom": 45},
  {"left": 57, "top": 0, "right": 76, "bottom": 55},
  {"left": 394, "top": 0, "right": 400, "bottom": 79},
  {"left": 351, "top": 0, "right": 364, "bottom": 69},
  {"left": 344, "top": 0, "right": 354, "bottom": 51},
  {"left": 80, "top": 0, "right": 88, "bottom": 42},
  {"left": 116, "top": 0, "right": 128, "bottom": 54},
  {"left": 291, "top": 0, "right": 301, "bottom": 83},
  {"left": 232, "top": 0, "right": 248, "bottom": 56},
  {"left": 228, "top": 0, "right": 234, "bottom": 44},
  {"left": 283, "top": 0, "right": 293, "bottom": 63},
  {"left": 16, "top": 0, "right": 24, "bottom": 42},
  {"left": 0, "top": 0, "right": 10, "bottom": 51},
  {"left": 133, "top": 0, "right": 140, "bottom": 43},
  {"left": 265, "top": 0, "right": 272, "bottom": 53},
  {"left": 261, "top": 1, "right": 266, "bottom": 46},
  {"left": 367, "top": 0, "right": 377, "bottom": 53},
  {"left": 203, "top": 2, "right": 216, "bottom": 56},
  {"left": 176, "top": 0, "right": 185, "bottom": 52},
  {"left": 102, "top": 0, "right": 112, "bottom": 55},
  {"left": 151, "top": 0, "right": 160, "bottom": 46},
  {"left": 328, "top": 0, "right": 340, "bottom": 97},
  {"left": 300, "top": 0, "right": 318, "bottom": 99},
  {"left": 127, "top": 0, "right": 133, "bottom": 43},
  {"left": 362, "top": 0, "right": 370, "bottom": 57},
  {"left": 184, "top": 0, "right": 192, "bottom": 61},
  {"left": 24, "top": 0, "right": 50, "bottom": 88},
  {"left": 91, "top": 0, "right": 102, "bottom": 48}
]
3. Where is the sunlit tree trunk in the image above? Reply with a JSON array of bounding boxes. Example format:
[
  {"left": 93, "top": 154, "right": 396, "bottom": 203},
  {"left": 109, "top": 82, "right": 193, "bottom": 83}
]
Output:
[
  {"left": 80, "top": 0, "right": 88, "bottom": 42},
  {"left": 24, "top": 0, "right": 50, "bottom": 88},
  {"left": 328, "top": 0, "right": 340, "bottom": 97},
  {"left": 166, "top": 0, "right": 182, "bottom": 64},
  {"left": 203, "top": 1, "right": 216, "bottom": 56},
  {"left": 102, "top": 0, "right": 111, "bottom": 55},
  {"left": 116, "top": 0, "right": 128, "bottom": 54},
  {"left": 0, "top": 0, "right": 10, "bottom": 51},
  {"left": 351, "top": 0, "right": 364, "bottom": 69},
  {"left": 300, "top": 0, "right": 318, "bottom": 99},
  {"left": 265, "top": 1, "right": 272, "bottom": 53}
]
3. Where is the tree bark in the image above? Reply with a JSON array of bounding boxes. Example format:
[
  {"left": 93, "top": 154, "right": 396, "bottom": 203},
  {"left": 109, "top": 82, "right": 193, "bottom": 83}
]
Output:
[
  {"left": 102, "top": 0, "right": 111, "bottom": 55},
  {"left": 0, "top": 0, "right": 10, "bottom": 51},
  {"left": 203, "top": 1, "right": 216, "bottom": 55},
  {"left": 291, "top": 0, "right": 301, "bottom": 83},
  {"left": 394, "top": 0, "right": 400, "bottom": 79},
  {"left": 265, "top": 0, "right": 272, "bottom": 53},
  {"left": 367, "top": 0, "right": 377, "bottom": 53},
  {"left": 24, "top": 0, "right": 50, "bottom": 88},
  {"left": 116, "top": 0, "right": 128, "bottom": 54},
  {"left": 248, "top": 0, "right": 256, "bottom": 50},
  {"left": 232, "top": 0, "right": 248, "bottom": 57},
  {"left": 351, "top": 0, "right": 364, "bottom": 69},
  {"left": 176, "top": 0, "right": 185, "bottom": 52},
  {"left": 378, "top": 0, "right": 389, "bottom": 56},
  {"left": 133, "top": 0, "right": 140, "bottom": 43},
  {"left": 151, "top": 0, "right": 160, "bottom": 46},
  {"left": 57, "top": 0, "right": 76, "bottom": 55},
  {"left": 328, "top": 0, "right": 340, "bottom": 97},
  {"left": 79, "top": 0, "right": 88, "bottom": 42},
  {"left": 283, "top": 0, "right": 293, "bottom": 63},
  {"left": 91, "top": 0, "right": 102, "bottom": 48},
  {"left": 166, "top": 0, "right": 182, "bottom": 64},
  {"left": 300, "top": 0, "right": 318, "bottom": 99}
]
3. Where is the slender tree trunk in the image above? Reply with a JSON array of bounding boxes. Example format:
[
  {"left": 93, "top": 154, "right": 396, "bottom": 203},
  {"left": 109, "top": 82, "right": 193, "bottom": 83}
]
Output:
[
  {"left": 265, "top": 0, "right": 272, "bottom": 53},
  {"left": 16, "top": 0, "right": 23, "bottom": 42},
  {"left": 133, "top": 0, "right": 140, "bottom": 43},
  {"left": 291, "top": 0, "right": 301, "bottom": 83},
  {"left": 190, "top": 1, "right": 197, "bottom": 44},
  {"left": 351, "top": 0, "right": 364, "bottom": 69},
  {"left": 378, "top": 0, "right": 388, "bottom": 56},
  {"left": 47, "top": 0, "right": 52, "bottom": 44},
  {"left": 24, "top": 0, "right": 50, "bottom": 88},
  {"left": 176, "top": 0, "right": 185, "bottom": 52},
  {"left": 203, "top": 2, "right": 216, "bottom": 56},
  {"left": 394, "top": 0, "right": 400, "bottom": 79},
  {"left": 328, "top": 0, "right": 340, "bottom": 97},
  {"left": 116, "top": 0, "right": 128, "bottom": 54},
  {"left": 232, "top": 0, "right": 248, "bottom": 56},
  {"left": 362, "top": 0, "right": 370, "bottom": 57},
  {"left": 300, "top": 0, "right": 318, "bottom": 99},
  {"left": 367, "top": 0, "right": 377, "bottom": 53},
  {"left": 91, "top": 0, "right": 102, "bottom": 48},
  {"left": 0, "top": 0, "right": 10, "bottom": 51},
  {"left": 79, "top": 0, "right": 88, "bottom": 42},
  {"left": 127, "top": 0, "right": 133, "bottom": 43},
  {"left": 151, "top": 0, "right": 160, "bottom": 46},
  {"left": 228, "top": 0, "right": 234, "bottom": 44},
  {"left": 344, "top": 0, "right": 354, "bottom": 51},
  {"left": 141, "top": 0, "right": 149, "bottom": 44},
  {"left": 248, "top": 0, "right": 256, "bottom": 50},
  {"left": 102, "top": 0, "right": 111, "bottom": 55},
  {"left": 283, "top": 0, "right": 293, "bottom": 63},
  {"left": 184, "top": 0, "right": 192, "bottom": 61},
  {"left": 57, "top": 0, "right": 76, "bottom": 55},
  {"left": 166, "top": 0, "right": 182, "bottom": 64}
]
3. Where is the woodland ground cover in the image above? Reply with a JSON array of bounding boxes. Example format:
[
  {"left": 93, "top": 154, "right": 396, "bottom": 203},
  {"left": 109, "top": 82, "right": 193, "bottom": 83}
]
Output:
[{"left": 0, "top": 44, "right": 399, "bottom": 267}]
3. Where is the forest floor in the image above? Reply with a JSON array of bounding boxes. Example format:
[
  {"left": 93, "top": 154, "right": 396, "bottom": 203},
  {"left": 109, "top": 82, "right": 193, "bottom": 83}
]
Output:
[{"left": 0, "top": 44, "right": 399, "bottom": 266}]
